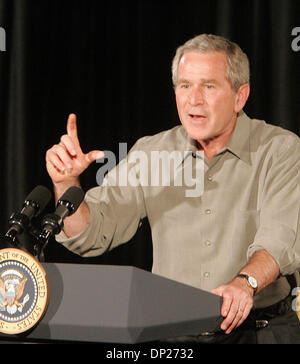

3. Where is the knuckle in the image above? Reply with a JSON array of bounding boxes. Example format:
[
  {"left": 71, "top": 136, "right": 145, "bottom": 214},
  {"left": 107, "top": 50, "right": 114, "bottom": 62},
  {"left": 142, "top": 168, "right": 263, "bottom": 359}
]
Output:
[
  {"left": 56, "top": 143, "right": 66, "bottom": 154},
  {"left": 46, "top": 147, "right": 56, "bottom": 159},
  {"left": 52, "top": 143, "right": 60, "bottom": 150},
  {"left": 60, "top": 134, "right": 68, "bottom": 142},
  {"left": 222, "top": 290, "right": 233, "bottom": 299}
]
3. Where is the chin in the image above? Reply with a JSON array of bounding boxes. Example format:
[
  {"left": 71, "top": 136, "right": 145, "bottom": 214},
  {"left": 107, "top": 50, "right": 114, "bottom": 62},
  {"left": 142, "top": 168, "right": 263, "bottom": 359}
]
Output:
[{"left": 184, "top": 125, "right": 211, "bottom": 143}]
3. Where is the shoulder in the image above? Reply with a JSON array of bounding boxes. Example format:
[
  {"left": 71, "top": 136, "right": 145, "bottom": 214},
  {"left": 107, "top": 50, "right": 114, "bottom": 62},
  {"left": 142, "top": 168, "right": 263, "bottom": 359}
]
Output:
[
  {"left": 249, "top": 116, "right": 300, "bottom": 155},
  {"left": 130, "top": 125, "right": 186, "bottom": 153}
]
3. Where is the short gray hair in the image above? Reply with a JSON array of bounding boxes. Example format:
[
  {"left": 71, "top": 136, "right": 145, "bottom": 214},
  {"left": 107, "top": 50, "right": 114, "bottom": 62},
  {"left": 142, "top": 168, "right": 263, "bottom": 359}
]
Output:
[{"left": 172, "top": 34, "right": 250, "bottom": 92}]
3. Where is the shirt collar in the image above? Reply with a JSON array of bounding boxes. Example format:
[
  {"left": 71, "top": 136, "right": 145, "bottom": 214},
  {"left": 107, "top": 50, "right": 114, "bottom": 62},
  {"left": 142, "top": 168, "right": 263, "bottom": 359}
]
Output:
[
  {"left": 178, "top": 110, "right": 251, "bottom": 165},
  {"left": 178, "top": 128, "right": 203, "bottom": 164},
  {"left": 225, "top": 111, "right": 251, "bottom": 165}
]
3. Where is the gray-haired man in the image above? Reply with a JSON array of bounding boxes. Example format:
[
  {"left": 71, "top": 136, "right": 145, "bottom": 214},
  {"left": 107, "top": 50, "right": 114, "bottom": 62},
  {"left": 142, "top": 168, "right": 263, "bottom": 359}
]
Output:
[{"left": 46, "top": 34, "right": 300, "bottom": 344}]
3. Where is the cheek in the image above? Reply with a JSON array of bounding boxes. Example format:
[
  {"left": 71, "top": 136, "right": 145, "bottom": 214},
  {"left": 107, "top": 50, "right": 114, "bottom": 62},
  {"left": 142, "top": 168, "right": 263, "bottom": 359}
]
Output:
[
  {"left": 209, "top": 93, "right": 236, "bottom": 115},
  {"left": 175, "top": 94, "right": 186, "bottom": 114}
]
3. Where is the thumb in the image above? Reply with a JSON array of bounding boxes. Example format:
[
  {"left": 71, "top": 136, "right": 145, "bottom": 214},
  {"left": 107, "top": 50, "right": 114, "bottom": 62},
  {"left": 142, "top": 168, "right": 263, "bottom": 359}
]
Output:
[
  {"left": 212, "top": 285, "right": 232, "bottom": 318},
  {"left": 85, "top": 150, "right": 105, "bottom": 164},
  {"left": 212, "top": 285, "right": 225, "bottom": 296}
]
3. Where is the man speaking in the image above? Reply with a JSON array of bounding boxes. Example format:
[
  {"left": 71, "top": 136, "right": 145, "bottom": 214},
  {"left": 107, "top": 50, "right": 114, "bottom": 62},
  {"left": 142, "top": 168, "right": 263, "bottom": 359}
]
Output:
[{"left": 45, "top": 34, "right": 300, "bottom": 344}]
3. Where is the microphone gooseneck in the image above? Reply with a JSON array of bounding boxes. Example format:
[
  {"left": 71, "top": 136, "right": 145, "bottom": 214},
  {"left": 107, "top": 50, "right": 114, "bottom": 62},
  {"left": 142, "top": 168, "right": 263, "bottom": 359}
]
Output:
[
  {"left": 35, "top": 186, "right": 85, "bottom": 260},
  {"left": 5, "top": 185, "right": 52, "bottom": 241}
]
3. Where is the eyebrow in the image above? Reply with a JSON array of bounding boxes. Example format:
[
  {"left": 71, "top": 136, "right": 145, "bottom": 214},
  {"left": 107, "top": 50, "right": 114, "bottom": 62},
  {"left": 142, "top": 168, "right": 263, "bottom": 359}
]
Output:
[
  {"left": 200, "top": 78, "right": 219, "bottom": 84},
  {"left": 177, "top": 78, "right": 219, "bottom": 85}
]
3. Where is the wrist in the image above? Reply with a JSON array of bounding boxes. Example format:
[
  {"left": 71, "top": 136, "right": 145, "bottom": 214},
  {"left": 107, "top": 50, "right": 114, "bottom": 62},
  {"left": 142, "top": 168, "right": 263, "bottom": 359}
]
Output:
[
  {"left": 53, "top": 179, "right": 81, "bottom": 201},
  {"left": 235, "top": 273, "right": 258, "bottom": 296}
]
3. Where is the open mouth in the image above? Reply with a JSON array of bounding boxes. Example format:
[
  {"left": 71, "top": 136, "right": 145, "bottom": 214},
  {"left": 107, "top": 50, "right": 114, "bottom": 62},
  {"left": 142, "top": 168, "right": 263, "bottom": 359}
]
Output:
[{"left": 189, "top": 114, "right": 207, "bottom": 122}]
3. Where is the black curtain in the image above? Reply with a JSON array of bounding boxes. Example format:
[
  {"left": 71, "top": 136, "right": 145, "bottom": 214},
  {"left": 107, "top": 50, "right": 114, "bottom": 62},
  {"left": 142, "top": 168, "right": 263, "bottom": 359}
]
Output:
[{"left": 0, "top": 0, "right": 299, "bottom": 270}]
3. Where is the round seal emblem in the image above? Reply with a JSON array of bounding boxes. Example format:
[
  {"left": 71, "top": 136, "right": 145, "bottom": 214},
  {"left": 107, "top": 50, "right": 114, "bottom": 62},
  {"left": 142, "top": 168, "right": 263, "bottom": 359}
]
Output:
[{"left": 0, "top": 248, "right": 49, "bottom": 335}]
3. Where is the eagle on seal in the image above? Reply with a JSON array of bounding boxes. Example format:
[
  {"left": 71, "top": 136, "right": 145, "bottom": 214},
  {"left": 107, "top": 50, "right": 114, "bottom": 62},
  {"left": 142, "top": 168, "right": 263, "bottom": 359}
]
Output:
[{"left": 0, "top": 274, "right": 28, "bottom": 315}]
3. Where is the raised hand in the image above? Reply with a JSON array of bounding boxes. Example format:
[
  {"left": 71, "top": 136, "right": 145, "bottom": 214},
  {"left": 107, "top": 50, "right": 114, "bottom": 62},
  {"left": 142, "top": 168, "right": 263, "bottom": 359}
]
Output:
[{"left": 46, "top": 113, "right": 104, "bottom": 185}]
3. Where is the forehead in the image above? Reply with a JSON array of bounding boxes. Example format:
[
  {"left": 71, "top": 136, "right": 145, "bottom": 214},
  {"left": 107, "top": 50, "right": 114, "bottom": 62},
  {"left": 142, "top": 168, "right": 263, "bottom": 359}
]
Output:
[{"left": 178, "top": 51, "right": 228, "bottom": 80}]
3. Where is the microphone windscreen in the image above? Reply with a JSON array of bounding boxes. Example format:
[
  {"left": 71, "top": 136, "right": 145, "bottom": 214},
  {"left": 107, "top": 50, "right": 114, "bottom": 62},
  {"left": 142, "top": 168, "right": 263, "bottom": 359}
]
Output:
[
  {"left": 24, "top": 185, "right": 52, "bottom": 213},
  {"left": 58, "top": 186, "right": 85, "bottom": 213}
]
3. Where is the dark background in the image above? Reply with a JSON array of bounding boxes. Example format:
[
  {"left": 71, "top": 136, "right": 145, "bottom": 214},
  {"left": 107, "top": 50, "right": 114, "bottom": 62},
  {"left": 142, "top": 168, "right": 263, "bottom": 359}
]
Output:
[{"left": 0, "top": 0, "right": 299, "bottom": 271}]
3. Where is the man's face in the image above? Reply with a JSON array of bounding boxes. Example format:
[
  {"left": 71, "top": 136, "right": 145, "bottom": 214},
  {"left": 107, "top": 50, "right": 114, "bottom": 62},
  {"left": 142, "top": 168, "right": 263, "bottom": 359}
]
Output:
[{"left": 175, "top": 51, "right": 243, "bottom": 143}]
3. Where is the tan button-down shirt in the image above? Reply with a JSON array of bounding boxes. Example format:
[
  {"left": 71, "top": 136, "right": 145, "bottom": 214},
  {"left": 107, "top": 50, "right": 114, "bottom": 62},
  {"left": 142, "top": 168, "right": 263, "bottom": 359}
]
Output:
[{"left": 57, "top": 112, "right": 300, "bottom": 308}]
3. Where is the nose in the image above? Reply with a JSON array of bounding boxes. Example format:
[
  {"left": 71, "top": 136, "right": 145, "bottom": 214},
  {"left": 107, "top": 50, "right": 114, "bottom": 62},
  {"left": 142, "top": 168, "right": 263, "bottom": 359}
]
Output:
[{"left": 188, "top": 86, "right": 205, "bottom": 106}]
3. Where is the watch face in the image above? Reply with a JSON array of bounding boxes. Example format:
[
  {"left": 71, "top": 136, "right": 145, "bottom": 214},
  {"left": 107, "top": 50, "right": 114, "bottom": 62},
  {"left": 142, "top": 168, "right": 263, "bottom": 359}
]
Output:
[{"left": 248, "top": 276, "right": 258, "bottom": 289}]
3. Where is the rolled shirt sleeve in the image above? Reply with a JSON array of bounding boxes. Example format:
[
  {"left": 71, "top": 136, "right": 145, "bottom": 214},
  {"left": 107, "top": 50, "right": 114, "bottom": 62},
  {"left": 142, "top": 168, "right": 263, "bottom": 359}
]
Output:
[{"left": 56, "top": 143, "right": 147, "bottom": 257}]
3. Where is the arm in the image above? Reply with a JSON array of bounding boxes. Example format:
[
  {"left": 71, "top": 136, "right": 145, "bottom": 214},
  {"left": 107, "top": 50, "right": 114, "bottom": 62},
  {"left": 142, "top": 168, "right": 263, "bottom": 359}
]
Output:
[
  {"left": 213, "top": 134, "right": 300, "bottom": 334},
  {"left": 45, "top": 113, "right": 104, "bottom": 237},
  {"left": 213, "top": 135, "right": 300, "bottom": 334},
  {"left": 212, "top": 249, "right": 279, "bottom": 334},
  {"left": 46, "top": 114, "right": 147, "bottom": 255}
]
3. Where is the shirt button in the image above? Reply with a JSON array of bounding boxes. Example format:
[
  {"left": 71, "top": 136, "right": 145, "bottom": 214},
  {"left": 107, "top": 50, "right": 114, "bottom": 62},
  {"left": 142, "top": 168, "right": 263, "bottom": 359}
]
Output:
[
  {"left": 207, "top": 175, "right": 213, "bottom": 181},
  {"left": 205, "top": 240, "right": 212, "bottom": 247},
  {"left": 204, "top": 272, "right": 210, "bottom": 278},
  {"left": 205, "top": 209, "right": 212, "bottom": 214}
]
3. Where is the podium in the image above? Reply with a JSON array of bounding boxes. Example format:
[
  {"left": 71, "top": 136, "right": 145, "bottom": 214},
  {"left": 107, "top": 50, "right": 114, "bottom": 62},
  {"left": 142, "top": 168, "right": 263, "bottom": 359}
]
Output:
[{"left": 0, "top": 263, "right": 222, "bottom": 343}]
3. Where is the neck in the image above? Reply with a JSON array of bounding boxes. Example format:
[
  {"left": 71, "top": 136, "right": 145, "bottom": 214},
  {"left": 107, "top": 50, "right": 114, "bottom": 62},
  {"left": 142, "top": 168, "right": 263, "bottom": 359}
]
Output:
[{"left": 197, "top": 117, "right": 237, "bottom": 162}]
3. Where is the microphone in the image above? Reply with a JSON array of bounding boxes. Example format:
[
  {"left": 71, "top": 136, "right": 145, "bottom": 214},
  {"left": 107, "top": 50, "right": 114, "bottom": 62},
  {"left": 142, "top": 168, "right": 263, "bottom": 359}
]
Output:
[
  {"left": 40, "top": 186, "right": 85, "bottom": 239},
  {"left": 5, "top": 185, "right": 52, "bottom": 241}
]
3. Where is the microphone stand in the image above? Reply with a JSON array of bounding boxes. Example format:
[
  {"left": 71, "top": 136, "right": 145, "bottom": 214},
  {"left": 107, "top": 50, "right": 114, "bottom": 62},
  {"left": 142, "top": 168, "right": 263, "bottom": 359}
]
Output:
[
  {"left": 0, "top": 235, "right": 21, "bottom": 250},
  {"left": 33, "top": 193, "right": 83, "bottom": 261},
  {"left": 28, "top": 226, "right": 48, "bottom": 262},
  {"left": 1, "top": 226, "right": 31, "bottom": 252},
  {"left": 1, "top": 220, "right": 50, "bottom": 262},
  {"left": 1, "top": 186, "right": 85, "bottom": 262},
  {"left": 30, "top": 213, "right": 64, "bottom": 262}
]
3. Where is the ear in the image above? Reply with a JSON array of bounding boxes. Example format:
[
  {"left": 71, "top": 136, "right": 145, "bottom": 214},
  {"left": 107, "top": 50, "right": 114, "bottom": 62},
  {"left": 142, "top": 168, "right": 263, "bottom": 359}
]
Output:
[{"left": 234, "top": 84, "right": 250, "bottom": 113}]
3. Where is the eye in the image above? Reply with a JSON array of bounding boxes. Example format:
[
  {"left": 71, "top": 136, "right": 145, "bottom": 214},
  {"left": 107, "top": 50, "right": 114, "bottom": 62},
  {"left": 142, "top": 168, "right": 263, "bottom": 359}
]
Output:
[
  {"left": 206, "top": 84, "right": 214, "bottom": 89},
  {"left": 180, "top": 83, "right": 190, "bottom": 89}
]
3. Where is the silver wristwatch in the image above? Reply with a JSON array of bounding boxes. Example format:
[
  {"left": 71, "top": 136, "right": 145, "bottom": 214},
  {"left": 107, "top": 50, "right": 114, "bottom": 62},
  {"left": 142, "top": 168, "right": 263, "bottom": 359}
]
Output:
[{"left": 236, "top": 273, "right": 258, "bottom": 294}]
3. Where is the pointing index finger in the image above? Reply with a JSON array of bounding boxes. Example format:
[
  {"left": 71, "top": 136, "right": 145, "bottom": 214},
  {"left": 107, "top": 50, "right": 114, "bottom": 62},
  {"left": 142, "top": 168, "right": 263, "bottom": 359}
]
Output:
[{"left": 67, "top": 113, "right": 78, "bottom": 140}]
